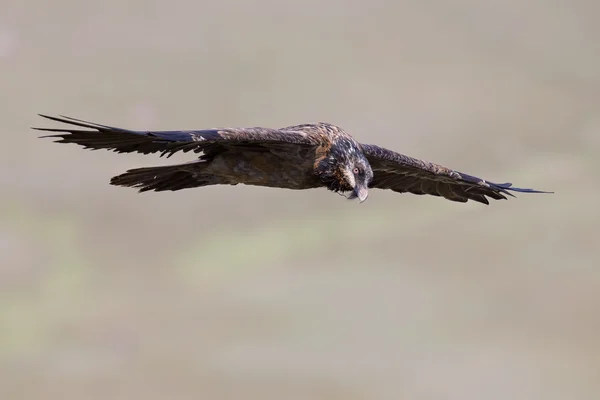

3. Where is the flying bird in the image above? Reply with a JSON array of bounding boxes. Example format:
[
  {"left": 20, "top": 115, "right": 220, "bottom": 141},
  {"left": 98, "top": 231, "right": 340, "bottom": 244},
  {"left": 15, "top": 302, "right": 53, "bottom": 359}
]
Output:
[{"left": 34, "top": 114, "right": 551, "bottom": 205}]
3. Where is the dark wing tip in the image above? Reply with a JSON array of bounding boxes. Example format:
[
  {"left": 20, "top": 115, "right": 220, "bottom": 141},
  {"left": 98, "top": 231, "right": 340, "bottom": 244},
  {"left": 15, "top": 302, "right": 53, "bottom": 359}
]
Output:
[
  {"left": 508, "top": 187, "right": 554, "bottom": 194},
  {"left": 457, "top": 172, "right": 553, "bottom": 201},
  {"left": 36, "top": 114, "right": 72, "bottom": 124},
  {"left": 33, "top": 113, "right": 127, "bottom": 132},
  {"left": 488, "top": 181, "right": 553, "bottom": 194}
]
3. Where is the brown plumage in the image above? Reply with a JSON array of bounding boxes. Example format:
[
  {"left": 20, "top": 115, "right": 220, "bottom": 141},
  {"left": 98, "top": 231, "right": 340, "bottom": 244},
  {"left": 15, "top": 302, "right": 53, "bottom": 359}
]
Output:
[{"left": 34, "top": 114, "right": 551, "bottom": 205}]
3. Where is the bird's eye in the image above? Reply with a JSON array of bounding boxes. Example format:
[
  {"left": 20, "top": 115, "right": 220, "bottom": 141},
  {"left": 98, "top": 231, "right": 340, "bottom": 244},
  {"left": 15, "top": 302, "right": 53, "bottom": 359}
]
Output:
[{"left": 353, "top": 167, "right": 360, "bottom": 174}]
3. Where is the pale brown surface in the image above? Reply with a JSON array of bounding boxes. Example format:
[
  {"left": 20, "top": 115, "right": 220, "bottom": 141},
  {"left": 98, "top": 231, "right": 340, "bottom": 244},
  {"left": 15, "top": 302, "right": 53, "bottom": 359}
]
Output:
[{"left": 1, "top": 1, "right": 599, "bottom": 399}]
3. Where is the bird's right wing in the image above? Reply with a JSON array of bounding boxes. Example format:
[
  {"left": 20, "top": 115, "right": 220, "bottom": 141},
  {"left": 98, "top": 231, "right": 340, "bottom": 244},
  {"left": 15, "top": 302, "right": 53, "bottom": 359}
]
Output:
[
  {"left": 34, "top": 114, "right": 321, "bottom": 158},
  {"left": 361, "top": 143, "right": 551, "bottom": 204}
]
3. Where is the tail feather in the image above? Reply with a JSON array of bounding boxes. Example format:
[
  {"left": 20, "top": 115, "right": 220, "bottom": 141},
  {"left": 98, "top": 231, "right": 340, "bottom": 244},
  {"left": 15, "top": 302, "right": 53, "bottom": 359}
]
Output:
[{"left": 110, "top": 162, "right": 217, "bottom": 193}]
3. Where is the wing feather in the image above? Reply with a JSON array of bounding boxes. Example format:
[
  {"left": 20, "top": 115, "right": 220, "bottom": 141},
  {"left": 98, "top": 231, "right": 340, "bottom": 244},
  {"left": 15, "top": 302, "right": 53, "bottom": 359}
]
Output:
[
  {"left": 361, "top": 143, "right": 551, "bottom": 204},
  {"left": 34, "top": 114, "right": 320, "bottom": 158}
]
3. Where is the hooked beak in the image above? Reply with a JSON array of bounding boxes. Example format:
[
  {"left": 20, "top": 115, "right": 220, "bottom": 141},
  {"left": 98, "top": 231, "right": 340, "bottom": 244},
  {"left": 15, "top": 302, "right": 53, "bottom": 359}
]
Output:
[{"left": 353, "top": 186, "right": 369, "bottom": 203}]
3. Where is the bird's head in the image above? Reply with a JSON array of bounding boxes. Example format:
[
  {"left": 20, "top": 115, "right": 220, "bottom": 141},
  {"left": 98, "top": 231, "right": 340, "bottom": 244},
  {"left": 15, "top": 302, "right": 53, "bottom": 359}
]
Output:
[
  {"left": 343, "top": 155, "right": 373, "bottom": 203},
  {"left": 315, "top": 138, "right": 374, "bottom": 203}
]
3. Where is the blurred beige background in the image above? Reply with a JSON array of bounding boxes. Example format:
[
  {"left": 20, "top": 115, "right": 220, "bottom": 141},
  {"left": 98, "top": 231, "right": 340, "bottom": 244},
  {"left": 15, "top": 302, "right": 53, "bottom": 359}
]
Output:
[{"left": 1, "top": 0, "right": 599, "bottom": 399}]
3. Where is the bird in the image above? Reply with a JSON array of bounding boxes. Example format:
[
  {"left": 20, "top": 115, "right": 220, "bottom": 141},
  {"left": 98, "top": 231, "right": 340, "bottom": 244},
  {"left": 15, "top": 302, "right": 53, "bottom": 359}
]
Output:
[{"left": 34, "top": 114, "right": 551, "bottom": 205}]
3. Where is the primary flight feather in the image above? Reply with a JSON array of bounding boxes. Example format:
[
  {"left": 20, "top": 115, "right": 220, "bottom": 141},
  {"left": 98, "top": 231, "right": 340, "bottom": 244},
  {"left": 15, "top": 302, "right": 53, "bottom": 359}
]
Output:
[{"left": 34, "top": 114, "right": 551, "bottom": 204}]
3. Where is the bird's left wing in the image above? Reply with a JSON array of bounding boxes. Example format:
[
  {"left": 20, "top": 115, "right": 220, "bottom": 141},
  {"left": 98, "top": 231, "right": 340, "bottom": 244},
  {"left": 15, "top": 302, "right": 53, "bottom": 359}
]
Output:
[
  {"left": 34, "top": 114, "right": 320, "bottom": 157},
  {"left": 360, "top": 143, "right": 551, "bottom": 205}
]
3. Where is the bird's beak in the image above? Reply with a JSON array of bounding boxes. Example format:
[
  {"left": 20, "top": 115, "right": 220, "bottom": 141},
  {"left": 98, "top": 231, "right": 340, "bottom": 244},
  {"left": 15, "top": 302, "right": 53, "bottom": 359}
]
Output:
[{"left": 353, "top": 186, "right": 369, "bottom": 203}]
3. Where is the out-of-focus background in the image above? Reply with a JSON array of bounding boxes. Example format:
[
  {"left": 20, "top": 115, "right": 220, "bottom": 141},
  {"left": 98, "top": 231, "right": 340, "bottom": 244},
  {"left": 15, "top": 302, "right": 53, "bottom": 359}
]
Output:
[{"left": 1, "top": 1, "right": 599, "bottom": 399}]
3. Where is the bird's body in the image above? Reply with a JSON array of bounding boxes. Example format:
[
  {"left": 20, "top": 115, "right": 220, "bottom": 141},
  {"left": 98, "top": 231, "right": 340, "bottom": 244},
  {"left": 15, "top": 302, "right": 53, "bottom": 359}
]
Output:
[{"left": 35, "top": 114, "right": 550, "bottom": 204}]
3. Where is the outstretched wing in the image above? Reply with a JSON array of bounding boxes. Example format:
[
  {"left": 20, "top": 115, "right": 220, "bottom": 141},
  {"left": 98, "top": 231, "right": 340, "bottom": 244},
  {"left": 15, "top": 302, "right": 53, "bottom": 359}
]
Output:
[
  {"left": 361, "top": 143, "right": 551, "bottom": 205},
  {"left": 34, "top": 114, "right": 320, "bottom": 158}
]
